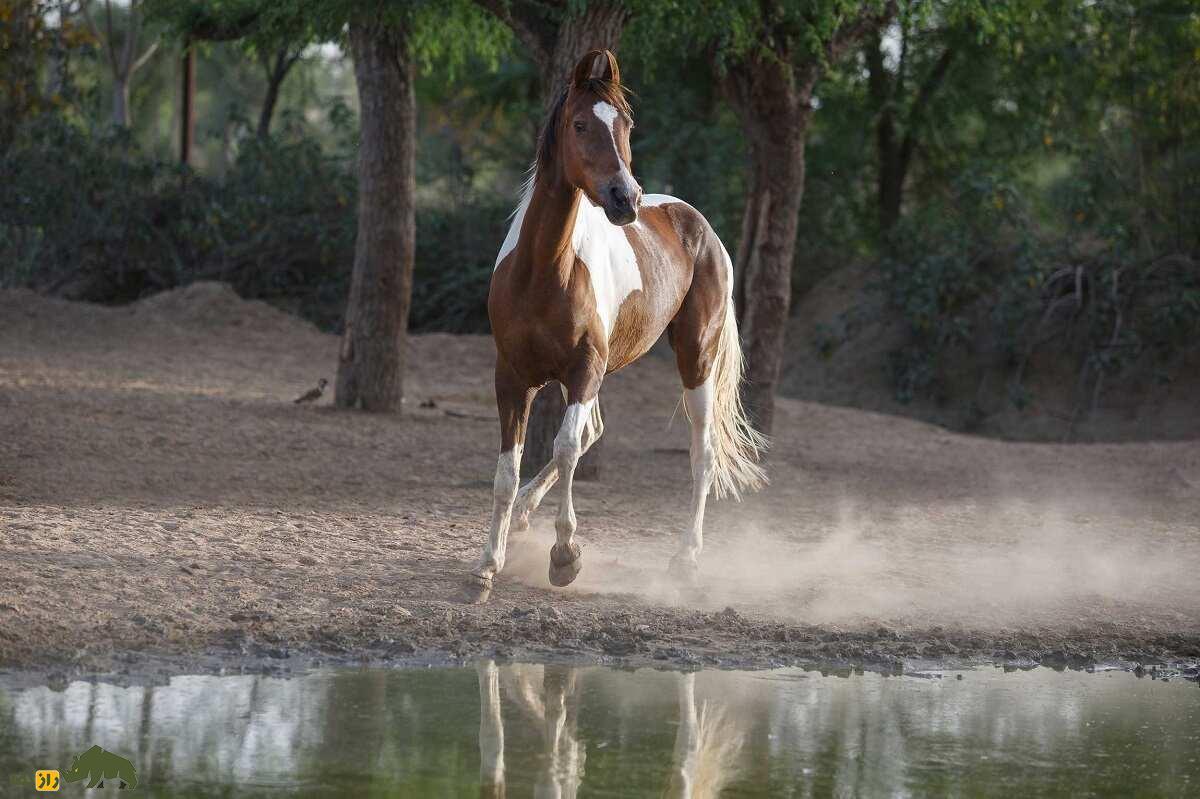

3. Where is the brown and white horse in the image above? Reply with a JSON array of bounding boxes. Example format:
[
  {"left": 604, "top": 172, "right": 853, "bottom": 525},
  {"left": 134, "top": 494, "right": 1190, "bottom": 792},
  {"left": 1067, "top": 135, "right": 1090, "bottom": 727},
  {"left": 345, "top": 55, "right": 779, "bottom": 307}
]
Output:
[{"left": 472, "top": 49, "right": 765, "bottom": 590}]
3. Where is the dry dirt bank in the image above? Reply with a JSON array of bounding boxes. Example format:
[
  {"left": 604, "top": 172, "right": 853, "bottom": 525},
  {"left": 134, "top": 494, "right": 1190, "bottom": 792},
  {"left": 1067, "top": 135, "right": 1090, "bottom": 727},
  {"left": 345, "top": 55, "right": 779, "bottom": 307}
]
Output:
[{"left": 2, "top": 283, "right": 1199, "bottom": 680}]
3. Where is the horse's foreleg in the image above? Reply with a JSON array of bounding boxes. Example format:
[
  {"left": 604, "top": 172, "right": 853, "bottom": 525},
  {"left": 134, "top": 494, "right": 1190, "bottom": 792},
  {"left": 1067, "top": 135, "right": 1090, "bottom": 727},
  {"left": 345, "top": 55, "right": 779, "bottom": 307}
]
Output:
[
  {"left": 512, "top": 411, "right": 602, "bottom": 533},
  {"left": 471, "top": 365, "right": 535, "bottom": 588},
  {"left": 477, "top": 660, "right": 505, "bottom": 795},
  {"left": 670, "top": 378, "right": 714, "bottom": 584},
  {"left": 547, "top": 396, "right": 595, "bottom": 587}
]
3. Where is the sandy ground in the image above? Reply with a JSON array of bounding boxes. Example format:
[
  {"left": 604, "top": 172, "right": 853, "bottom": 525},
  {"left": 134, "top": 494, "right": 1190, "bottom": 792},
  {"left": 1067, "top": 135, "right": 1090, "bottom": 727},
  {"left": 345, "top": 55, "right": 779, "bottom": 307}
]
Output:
[{"left": 2, "top": 283, "right": 1199, "bottom": 679}]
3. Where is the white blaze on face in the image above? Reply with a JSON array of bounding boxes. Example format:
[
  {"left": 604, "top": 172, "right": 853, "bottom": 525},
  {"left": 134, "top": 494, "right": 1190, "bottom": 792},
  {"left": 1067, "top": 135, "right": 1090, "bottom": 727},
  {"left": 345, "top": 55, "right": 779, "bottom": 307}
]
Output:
[
  {"left": 593, "top": 101, "right": 619, "bottom": 142},
  {"left": 592, "top": 100, "right": 628, "bottom": 178}
]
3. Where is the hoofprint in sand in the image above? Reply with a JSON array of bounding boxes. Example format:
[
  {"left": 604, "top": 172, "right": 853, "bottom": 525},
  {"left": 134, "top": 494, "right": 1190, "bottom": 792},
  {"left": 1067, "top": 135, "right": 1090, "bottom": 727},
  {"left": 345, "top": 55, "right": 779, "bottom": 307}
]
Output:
[{"left": 1, "top": 283, "right": 1198, "bottom": 676}]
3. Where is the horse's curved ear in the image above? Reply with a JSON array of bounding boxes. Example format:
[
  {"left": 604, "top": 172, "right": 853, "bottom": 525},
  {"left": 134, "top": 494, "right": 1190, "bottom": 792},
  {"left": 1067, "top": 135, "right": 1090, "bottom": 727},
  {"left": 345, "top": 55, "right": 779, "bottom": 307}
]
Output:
[{"left": 572, "top": 49, "right": 620, "bottom": 87}]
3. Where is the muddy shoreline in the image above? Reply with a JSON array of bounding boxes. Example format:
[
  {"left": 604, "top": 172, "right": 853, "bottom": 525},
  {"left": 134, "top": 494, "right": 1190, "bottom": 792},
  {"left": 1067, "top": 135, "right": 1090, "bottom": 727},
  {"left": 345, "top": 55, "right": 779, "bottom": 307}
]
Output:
[{"left": 5, "top": 598, "right": 1199, "bottom": 689}]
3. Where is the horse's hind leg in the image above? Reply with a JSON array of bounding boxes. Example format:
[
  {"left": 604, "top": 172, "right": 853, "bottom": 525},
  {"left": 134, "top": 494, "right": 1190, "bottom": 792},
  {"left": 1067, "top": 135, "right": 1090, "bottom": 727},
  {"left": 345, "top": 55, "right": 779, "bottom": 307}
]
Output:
[
  {"left": 471, "top": 360, "right": 536, "bottom": 588},
  {"left": 666, "top": 245, "right": 727, "bottom": 583},
  {"left": 669, "top": 377, "right": 715, "bottom": 584}
]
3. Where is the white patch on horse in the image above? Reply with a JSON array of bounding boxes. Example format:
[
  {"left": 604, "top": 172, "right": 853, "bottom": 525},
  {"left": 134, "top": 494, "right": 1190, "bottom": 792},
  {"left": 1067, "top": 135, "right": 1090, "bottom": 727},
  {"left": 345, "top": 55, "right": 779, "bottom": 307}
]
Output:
[
  {"left": 591, "top": 101, "right": 634, "bottom": 184},
  {"left": 572, "top": 198, "right": 642, "bottom": 334},
  {"left": 495, "top": 172, "right": 535, "bottom": 270},
  {"left": 718, "top": 240, "right": 735, "bottom": 291},
  {"left": 496, "top": 165, "right": 641, "bottom": 335},
  {"left": 640, "top": 193, "right": 683, "bottom": 207},
  {"left": 593, "top": 101, "right": 619, "bottom": 136}
]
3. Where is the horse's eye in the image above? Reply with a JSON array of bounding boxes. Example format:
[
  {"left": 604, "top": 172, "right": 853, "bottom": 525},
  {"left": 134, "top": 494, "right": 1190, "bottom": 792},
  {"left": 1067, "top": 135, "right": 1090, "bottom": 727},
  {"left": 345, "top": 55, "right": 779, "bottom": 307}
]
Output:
[{"left": 573, "top": 121, "right": 586, "bottom": 133}]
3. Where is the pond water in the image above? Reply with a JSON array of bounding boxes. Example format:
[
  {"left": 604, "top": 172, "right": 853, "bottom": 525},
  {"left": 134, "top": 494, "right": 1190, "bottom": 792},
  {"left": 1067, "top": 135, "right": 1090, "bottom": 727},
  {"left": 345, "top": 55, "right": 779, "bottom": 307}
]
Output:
[{"left": 0, "top": 663, "right": 1197, "bottom": 797}]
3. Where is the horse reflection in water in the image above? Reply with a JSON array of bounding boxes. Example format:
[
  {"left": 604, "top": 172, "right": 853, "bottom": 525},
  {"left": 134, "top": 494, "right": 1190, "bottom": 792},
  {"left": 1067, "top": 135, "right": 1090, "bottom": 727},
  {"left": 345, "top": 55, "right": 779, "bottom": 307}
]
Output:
[
  {"left": 664, "top": 673, "right": 744, "bottom": 799},
  {"left": 476, "top": 663, "right": 743, "bottom": 798},
  {"left": 478, "top": 661, "right": 585, "bottom": 798}
]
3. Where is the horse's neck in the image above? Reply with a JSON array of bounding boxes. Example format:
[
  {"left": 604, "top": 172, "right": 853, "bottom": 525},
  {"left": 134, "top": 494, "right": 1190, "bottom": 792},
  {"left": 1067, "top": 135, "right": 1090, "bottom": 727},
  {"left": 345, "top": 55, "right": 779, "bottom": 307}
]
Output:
[{"left": 513, "top": 172, "right": 582, "bottom": 285}]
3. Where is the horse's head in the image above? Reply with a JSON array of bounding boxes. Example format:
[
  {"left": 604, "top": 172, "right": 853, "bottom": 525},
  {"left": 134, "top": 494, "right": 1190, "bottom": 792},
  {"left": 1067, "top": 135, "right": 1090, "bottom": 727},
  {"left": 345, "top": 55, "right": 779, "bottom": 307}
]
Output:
[{"left": 548, "top": 49, "right": 642, "bottom": 226}]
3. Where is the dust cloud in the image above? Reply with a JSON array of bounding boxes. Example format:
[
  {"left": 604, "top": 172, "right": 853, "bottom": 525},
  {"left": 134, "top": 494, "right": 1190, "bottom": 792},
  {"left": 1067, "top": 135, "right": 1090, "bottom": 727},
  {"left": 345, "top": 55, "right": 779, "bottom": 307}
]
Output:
[{"left": 503, "top": 495, "right": 1200, "bottom": 630}]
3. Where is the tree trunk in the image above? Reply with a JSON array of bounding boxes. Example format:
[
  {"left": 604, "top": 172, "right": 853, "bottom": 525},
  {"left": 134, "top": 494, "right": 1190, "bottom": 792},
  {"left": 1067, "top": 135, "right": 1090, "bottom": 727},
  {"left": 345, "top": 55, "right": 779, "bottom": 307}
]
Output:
[
  {"left": 539, "top": 2, "right": 626, "bottom": 109},
  {"left": 486, "top": 0, "right": 628, "bottom": 480},
  {"left": 179, "top": 43, "right": 195, "bottom": 165},
  {"left": 725, "top": 57, "right": 815, "bottom": 436},
  {"left": 112, "top": 73, "right": 130, "bottom": 127},
  {"left": 258, "top": 75, "right": 282, "bottom": 139},
  {"left": 866, "top": 31, "right": 902, "bottom": 234},
  {"left": 258, "top": 48, "right": 298, "bottom": 140},
  {"left": 336, "top": 18, "right": 416, "bottom": 413},
  {"left": 0, "top": 0, "right": 42, "bottom": 153},
  {"left": 522, "top": 385, "right": 567, "bottom": 479},
  {"left": 867, "top": 30, "right": 956, "bottom": 235}
]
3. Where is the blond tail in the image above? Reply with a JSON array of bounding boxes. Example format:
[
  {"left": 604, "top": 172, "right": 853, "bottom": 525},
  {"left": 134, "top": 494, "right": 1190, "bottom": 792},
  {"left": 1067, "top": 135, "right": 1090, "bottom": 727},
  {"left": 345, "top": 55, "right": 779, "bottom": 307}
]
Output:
[{"left": 697, "top": 298, "right": 768, "bottom": 500}]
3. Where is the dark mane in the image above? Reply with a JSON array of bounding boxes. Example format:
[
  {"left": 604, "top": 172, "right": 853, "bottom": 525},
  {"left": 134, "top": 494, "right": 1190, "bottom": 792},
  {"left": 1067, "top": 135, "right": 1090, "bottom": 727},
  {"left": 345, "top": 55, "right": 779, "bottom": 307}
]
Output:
[{"left": 535, "top": 78, "right": 634, "bottom": 173}]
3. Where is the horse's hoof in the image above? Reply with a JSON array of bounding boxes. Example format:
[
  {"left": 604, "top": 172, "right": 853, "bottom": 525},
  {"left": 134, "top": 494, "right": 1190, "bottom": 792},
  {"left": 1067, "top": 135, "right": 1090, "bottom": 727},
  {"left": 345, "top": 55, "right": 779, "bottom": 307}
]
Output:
[
  {"left": 667, "top": 554, "right": 700, "bottom": 587},
  {"left": 511, "top": 513, "right": 531, "bottom": 534},
  {"left": 457, "top": 572, "right": 494, "bottom": 604},
  {"left": 548, "top": 542, "right": 582, "bottom": 587}
]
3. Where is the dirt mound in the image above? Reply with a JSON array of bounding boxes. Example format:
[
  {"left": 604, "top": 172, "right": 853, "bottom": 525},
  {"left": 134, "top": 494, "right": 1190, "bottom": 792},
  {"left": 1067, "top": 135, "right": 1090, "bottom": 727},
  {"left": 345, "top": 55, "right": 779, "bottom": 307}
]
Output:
[
  {"left": 131, "top": 281, "right": 317, "bottom": 334},
  {"left": 780, "top": 264, "right": 1200, "bottom": 442}
]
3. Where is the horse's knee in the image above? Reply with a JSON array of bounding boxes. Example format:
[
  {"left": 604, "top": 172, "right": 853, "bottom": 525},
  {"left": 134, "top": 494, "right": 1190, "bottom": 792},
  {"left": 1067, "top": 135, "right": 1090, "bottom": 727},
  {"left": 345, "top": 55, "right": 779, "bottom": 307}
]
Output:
[
  {"left": 554, "top": 436, "right": 581, "bottom": 472},
  {"left": 553, "top": 404, "right": 588, "bottom": 471},
  {"left": 493, "top": 448, "right": 520, "bottom": 498}
]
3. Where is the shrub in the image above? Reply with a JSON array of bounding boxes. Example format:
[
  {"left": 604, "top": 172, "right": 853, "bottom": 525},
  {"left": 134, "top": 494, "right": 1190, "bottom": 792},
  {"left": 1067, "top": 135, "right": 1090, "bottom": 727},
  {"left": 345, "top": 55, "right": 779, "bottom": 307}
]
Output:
[
  {"left": 0, "top": 111, "right": 511, "bottom": 334},
  {"left": 878, "top": 167, "right": 1199, "bottom": 414}
]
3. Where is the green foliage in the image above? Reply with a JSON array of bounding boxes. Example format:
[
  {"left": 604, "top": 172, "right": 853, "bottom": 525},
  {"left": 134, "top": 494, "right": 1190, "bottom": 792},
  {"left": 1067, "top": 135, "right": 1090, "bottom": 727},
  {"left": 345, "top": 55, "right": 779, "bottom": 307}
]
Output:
[
  {"left": 148, "top": 0, "right": 511, "bottom": 71},
  {"left": 0, "top": 110, "right": 358, "bottom": 325},
  {"left": 878, "top": 171, "right": 1037, "bottom": 402},
  {"left": 630, "top": 0, "right": 892, "bottom": 68},
  {"left": 410, "top": 198, "right": 510, "bottom": 333},
  {"left": 7, "top": 0, "right": 1200, "bottom": 423},
  {"left": 878, "top": 165, "right": 1199, "bottom": 408},
  {"left": 619, "top": 44, "right": 747, "bottom": 243}
]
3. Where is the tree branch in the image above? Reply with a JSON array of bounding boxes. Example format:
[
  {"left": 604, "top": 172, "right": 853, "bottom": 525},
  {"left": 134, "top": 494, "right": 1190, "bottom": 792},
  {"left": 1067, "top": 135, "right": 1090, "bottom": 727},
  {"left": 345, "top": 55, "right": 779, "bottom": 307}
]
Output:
[
  {"left": 473, "top": 0, "right": 558, "bottom": 63},
  {"left": 827, "top": 0, "right": 897, "bottom": 64},
  {"left": 185, "top": 7, "right": 263, "bottom": 42},
  {"left": 120, "top": 0, "right": 140, "bottom": 75},
  {"left": 899, "top": 44, "right": 956, "bottom": 167},
  {"left": 130, "top": 40, "right": 159, "bottom": 75}
]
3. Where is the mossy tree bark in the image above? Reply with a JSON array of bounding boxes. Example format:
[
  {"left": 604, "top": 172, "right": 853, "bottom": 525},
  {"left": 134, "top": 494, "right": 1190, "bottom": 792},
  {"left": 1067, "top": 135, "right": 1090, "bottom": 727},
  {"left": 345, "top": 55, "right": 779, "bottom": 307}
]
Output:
[
  {"left": 335, "top": 16, "right": 416, "bottom": 412},
  {"left": 723, "top": 3, "right": 896, "bottom": 436}
]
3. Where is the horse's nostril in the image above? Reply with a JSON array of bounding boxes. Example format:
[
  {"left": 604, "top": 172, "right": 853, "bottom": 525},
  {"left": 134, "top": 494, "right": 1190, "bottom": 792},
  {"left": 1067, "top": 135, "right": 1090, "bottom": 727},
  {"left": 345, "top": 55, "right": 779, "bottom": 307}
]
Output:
[{"left": 609, "top": 186, "right": 625, "bottom": 206}]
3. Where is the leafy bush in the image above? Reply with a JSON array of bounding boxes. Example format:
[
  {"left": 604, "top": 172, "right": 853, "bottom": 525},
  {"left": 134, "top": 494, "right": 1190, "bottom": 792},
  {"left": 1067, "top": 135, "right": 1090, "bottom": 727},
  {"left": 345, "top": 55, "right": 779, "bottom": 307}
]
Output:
[
  {"left": 410, "top": 197, "right": 510, "bottom": 334},
  {"left": 0, "top": 113, "right": 358, "bottom": 324},
  {"left": 878, "top": 166, "right": 1199, "bottom": 413},
  {"left": 0, "top": 111, "right": 511, "bottom": 334}
]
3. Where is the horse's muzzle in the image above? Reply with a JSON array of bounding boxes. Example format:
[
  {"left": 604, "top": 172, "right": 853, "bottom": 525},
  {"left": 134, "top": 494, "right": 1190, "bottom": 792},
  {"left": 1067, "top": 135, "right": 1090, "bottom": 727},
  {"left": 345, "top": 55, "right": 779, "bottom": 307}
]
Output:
[{"left": 603, "top": 181, "right": 641, "bottom": 225}]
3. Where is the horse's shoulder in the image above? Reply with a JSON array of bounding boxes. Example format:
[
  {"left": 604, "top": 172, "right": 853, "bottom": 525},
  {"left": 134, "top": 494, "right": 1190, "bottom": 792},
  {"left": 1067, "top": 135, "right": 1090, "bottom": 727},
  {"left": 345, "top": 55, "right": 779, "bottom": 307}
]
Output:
[{"left": 638, "top": 195, "right": 715, "bottom": 257}]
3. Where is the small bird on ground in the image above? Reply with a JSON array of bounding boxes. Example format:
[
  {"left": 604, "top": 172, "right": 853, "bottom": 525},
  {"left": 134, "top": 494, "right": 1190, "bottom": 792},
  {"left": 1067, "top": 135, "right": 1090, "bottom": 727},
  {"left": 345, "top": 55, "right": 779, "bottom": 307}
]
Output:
[{"left": 293, "top": 378, "right": 328, "bottom": 405}]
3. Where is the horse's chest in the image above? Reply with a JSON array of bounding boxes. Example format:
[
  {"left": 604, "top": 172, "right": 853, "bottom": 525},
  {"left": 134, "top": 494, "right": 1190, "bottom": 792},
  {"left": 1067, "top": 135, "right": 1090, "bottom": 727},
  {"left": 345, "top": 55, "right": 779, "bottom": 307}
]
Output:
[{"left": 573, "top": 218, "right": 643, "bottom": 335}]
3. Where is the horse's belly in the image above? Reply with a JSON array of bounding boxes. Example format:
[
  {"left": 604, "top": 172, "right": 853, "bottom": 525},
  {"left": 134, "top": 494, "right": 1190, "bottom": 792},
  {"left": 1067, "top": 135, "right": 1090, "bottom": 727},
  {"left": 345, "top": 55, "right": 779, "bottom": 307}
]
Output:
[
  {"left": 602, "top": 220, "right": 692, "bottom": 372},
  {"left": 604, "top": 286, "right": 678, "bottom": 373}
]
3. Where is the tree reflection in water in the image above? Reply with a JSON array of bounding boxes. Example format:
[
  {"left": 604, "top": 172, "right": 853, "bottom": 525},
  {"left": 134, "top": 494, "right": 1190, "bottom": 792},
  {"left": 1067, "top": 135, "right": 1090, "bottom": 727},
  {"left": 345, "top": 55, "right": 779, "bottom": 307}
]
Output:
[{"left": 1, "top": 665, "right": 1197, "bottom": 797}]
